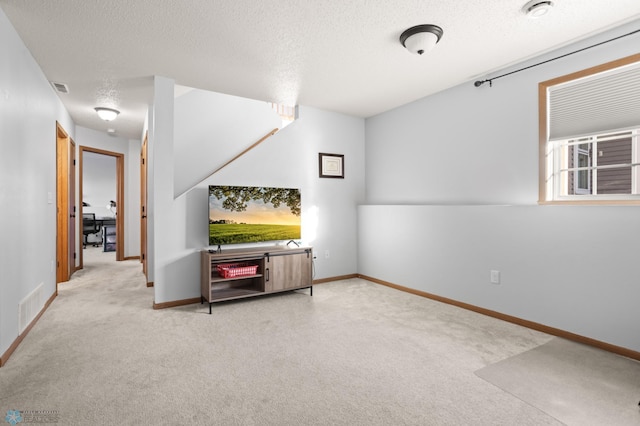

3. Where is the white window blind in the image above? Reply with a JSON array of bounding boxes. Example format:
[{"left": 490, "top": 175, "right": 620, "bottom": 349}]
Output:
[{"left": 548, "top": 61, "right": 640, "bottom": 141}]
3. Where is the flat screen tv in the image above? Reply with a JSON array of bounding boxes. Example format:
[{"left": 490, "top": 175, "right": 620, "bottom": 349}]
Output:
[{"left": 208, "top": 185, "right": 301, "bottom": 246}]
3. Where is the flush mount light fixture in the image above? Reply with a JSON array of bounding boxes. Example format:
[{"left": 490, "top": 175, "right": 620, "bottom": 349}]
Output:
[
  {"left": 94, "top": 107, "right": 120, "bottom": 121},
  {"left": 523, "top": 0, "right": 554, "bottom": 18},
  {"left": 400, "top": 24, "right": 444, "bottom": 55}
]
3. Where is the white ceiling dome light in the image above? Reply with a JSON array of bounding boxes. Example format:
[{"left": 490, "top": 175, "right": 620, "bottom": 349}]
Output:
[
  {"left": 94, "top": 107, "right": 120, "bottom": 121},
  {"left": 523, "top": 1, "right": 554, "bottom": 18},
  {"left": 400, "top": 25, "right": 444, "bottom": 55}
]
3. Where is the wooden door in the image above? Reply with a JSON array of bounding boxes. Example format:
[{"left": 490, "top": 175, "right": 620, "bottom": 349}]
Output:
[
  {"left": 56, "top": 122, "right": 71, "bottom": 283},
  {"left": 140, "top": 133, "right": 148, "bottom": 278}
]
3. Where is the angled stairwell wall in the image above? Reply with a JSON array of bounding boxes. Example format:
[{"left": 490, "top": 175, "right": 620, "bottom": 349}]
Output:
[{"left": 173, "top": 88, "right": 295, "bottom": 198}]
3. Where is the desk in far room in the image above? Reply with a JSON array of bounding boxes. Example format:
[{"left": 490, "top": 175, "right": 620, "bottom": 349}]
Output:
[
  {"left": 96, "top": 217, "right": 116, "bottom": 252},
  {"left": 95, "top": 217, "right": 116, "bottom": 229}
]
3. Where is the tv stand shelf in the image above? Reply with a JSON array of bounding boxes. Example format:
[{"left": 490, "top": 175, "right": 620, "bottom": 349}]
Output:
[
  {"left": 201, "top": 246, "right": 313, "bottom": 314},
  {"left": 209, "top": 287, "right": 262, "bottom": 300},
  {"left": 210, "top": 273, "right": 263, "bottom": 283}
]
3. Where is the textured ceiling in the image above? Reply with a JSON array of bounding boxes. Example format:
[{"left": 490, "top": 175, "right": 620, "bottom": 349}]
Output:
[{"left": 2, "top": 0, "right": 640, "bottom": 139}]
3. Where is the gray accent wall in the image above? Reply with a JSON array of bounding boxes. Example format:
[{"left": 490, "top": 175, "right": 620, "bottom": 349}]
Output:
[{"left": 360, "top": 20, "right": 640, "bottom": 352}]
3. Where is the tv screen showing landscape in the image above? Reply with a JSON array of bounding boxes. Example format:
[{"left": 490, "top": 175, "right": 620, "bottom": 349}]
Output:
[{"left": 209, "top": 185, "right": 301, "bottom": 245}]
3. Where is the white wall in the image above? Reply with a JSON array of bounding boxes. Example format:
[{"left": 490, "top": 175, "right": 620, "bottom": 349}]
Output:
[
  {"left": 0, "top": 9, "right": 75, "bottom": 357},
  {"left": 83, "top": 152, "right": 117, "bottom": 218},
  {"left": 360, "top": 20, "right": 640, "bottom": 352},
  {"left": 75, "top": 126, "right": 141, "bottom": 259},
  {"left": 358, "top": 205, "right": 640, "bottom": 351},
  {"left": 150, "top": 85, "right": 365, "bottom": 304},
  {"left": 147, "top": 76, "right": 174, "bottom": 295},
  {"left": 173, "top": 89, "right": 281, "bottom": 198},
  {"left": 283, "top": 106, "right": 366, "bottom": 279}
]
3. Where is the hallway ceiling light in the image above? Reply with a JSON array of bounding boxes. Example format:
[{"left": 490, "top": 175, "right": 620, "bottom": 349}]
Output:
[
  {"left": 523, "top": 1, "right": 554, "bottom": 18},
  {"left": 94, "top": 107, "right": 120, "bottom": 121},
  {"left": 399, "top": 24, "right": 444, "bottom": 55}
]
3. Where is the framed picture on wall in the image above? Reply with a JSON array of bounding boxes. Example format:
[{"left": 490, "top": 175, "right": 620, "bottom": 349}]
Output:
[{"left": 319, "top": 153, "right": 344, "bottom": 178}]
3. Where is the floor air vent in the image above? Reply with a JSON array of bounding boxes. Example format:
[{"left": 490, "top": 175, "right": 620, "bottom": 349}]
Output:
[{"left": 19, "top": 283, "right": 44, "bottom": 335}]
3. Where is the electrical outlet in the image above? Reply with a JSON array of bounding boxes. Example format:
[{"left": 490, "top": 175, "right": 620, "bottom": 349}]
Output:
[
  {"left": 490, "top": 270, "right": 500, "bottom": 284},
  {"left": 324, "top": 250, "right": 330, "bottom": 259}
]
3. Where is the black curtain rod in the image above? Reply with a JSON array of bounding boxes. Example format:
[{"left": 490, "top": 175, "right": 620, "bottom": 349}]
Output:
[{"left": 473, "top": 28, "right": 640, "bottom": 88}]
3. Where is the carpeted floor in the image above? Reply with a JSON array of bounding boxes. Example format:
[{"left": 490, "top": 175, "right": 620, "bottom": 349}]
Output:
[{"left": 1, "top": 247, "right": 638, "bottom": 425}]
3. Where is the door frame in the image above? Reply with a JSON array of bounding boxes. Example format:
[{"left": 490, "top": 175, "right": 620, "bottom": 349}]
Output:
[
  {"left": 140, "top": 132, "right": 149, "bottom": 283},
  {"left": 69, "top": 138, "right": 77, "bottom": 273},
  {"left": 78, "top": 146, "right": 125, "bottom": 268}
]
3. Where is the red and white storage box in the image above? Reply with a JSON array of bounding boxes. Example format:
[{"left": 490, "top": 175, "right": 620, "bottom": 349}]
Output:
[{"left": 216, "top": 263, "right": 259, "bottom": 278}]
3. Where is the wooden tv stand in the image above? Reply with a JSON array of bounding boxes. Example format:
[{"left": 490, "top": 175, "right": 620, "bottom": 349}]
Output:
[{"left": 201, "top": 246, "right": 313, "bottom": 314}]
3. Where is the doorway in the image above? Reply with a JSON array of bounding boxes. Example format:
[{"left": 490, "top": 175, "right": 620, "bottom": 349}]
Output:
[{"left": 78, "top": 146, "right": 125, "bottom": 269}]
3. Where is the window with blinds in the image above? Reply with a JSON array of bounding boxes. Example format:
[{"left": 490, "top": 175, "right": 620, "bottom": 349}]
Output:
[{"left": 539, "top": 53, "right": 640, "bottom": 203}]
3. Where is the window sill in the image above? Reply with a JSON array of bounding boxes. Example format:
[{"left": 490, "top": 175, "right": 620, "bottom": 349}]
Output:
[{"left": 538, "top": 199, "right": 640, "bottom": 206}]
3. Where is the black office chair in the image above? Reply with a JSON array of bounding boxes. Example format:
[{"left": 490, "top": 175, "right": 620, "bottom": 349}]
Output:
[{"left": 82, "top": 213, "right": 99, "bottom": 248}]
